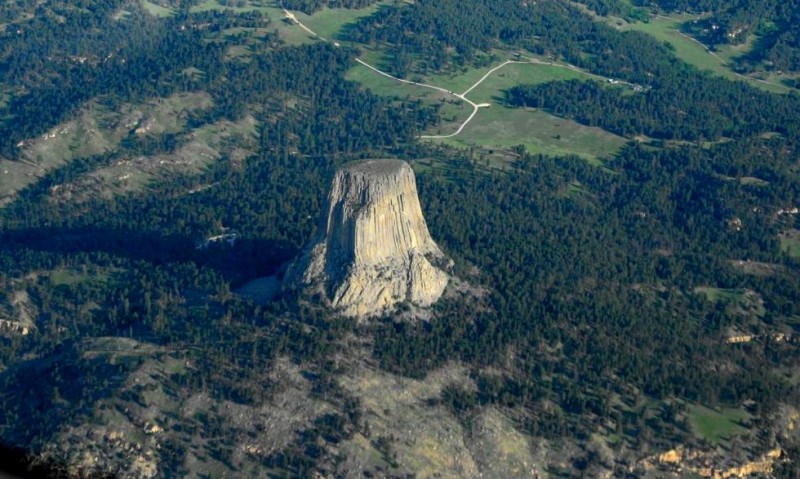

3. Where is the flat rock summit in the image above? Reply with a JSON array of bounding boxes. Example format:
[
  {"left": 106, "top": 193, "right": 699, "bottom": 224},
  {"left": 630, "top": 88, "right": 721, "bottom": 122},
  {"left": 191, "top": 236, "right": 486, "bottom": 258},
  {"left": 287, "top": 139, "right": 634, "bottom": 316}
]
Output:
[{"left": 286, "top": 159, "right": 450, "bottom": 319}]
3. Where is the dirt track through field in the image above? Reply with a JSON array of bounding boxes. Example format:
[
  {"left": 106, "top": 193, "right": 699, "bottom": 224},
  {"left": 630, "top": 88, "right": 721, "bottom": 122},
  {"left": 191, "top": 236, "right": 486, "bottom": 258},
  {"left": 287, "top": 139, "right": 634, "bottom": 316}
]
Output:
[{"left": 280, "top": 5, "right": 542, "bottom": 139}]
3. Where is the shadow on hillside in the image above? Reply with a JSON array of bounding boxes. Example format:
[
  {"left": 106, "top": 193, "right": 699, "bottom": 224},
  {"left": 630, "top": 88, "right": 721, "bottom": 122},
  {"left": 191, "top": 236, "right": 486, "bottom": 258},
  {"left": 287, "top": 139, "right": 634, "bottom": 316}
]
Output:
[
  {"left": 0, "top": 442, "right": 84, "bottom": 479},
  {"left": 0, "top": 228, "right": 296, "bottom": 286}
]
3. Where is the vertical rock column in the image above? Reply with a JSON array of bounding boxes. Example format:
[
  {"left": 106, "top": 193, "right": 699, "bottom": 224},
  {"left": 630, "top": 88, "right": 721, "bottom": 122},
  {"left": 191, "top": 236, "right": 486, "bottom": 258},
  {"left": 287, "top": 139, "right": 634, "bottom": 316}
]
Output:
[{"left": 285, "top": 159, "right": 450, "bottom": 319}]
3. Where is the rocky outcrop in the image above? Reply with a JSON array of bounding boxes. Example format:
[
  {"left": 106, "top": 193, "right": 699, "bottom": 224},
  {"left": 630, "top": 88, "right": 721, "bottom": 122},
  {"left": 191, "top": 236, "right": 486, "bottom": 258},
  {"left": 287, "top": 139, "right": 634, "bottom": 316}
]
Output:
[
  {"left": 640, "top": 446, "right": 784, "bottom": 478},
  {"left": 285, "top": 159, "right": 450, "bottom": 319}
]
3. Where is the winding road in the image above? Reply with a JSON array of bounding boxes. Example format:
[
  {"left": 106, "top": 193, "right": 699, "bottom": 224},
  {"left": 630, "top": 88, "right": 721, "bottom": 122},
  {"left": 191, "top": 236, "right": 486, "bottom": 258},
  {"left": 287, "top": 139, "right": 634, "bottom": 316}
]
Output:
[
  {"left": 280, "top": 6, "right": 537, "bottom": 139},
  {"left": 282, "top": 6, "right": 788, "bottom": 140}
]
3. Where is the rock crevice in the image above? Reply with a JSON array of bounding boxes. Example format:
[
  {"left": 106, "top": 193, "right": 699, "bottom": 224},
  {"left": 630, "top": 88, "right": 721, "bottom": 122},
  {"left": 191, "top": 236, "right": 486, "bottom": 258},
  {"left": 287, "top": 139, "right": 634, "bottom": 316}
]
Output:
[{"left": 286, "top": 159, "right": 449, "bottom": 319}]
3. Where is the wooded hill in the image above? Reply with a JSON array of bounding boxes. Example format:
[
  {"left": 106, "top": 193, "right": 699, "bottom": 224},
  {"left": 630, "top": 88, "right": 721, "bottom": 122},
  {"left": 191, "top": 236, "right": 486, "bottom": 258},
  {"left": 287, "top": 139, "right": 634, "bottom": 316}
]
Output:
[{"left": 0, "top": 0, "right": 799, "bottom": 476}]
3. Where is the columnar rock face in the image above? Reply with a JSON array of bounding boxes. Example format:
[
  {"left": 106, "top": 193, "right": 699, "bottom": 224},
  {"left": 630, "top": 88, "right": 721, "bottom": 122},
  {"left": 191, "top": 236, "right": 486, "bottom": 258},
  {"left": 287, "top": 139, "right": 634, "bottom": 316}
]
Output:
[{"left": 286, "top": 159, "right": 450, "bottom": 319}]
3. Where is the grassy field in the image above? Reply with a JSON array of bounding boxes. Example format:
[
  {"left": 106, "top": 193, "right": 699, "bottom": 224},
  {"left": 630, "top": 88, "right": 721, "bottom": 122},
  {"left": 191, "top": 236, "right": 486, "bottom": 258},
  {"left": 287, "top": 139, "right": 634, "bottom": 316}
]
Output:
[
  {"left": 49, "top": 269, "right": 92, "bottom": 287},
  {"left": 191, "top": 0, "right": 259, "bottom": 12},
  {"left": 209, "top": 0, "right": 392, "bottom": 46},
  {"left": 465, "top": 62, "right": 593, "bottom": 104},
  {"left": 688, "top": 405, "right": 748, "bottom": 445},
  {"left": 275, "top": 1, "right": 626, "bottom": 162},
  {"left": 188, "top": 1, "right": 315, "bottom": 45},
  {"left": 299, "top": 1, "right": 390, "bottom": 41},
  {"left": 694, "top": 287, "right": 746, "bottom": 303},
  {"left": 780, "top": 230, "right": 800, "bottom": 258},
  {"left": 619, "top": 15, "right": 788, "bottom": 93},
  {"left": 713, "top": 34, "right": 757, "bottom": 65},
  {"left": 345, "top": 61, "right": 473, "bottom": 135},
  {"left": 368, "top": 53, "right": 595, "bottom": 96},
  {"left": 193, "top": 0, "right": 387, "bottom": 51},
  {"left": 429, "top": 107, "right": 626, "bottom": 164},
  {"left": 49, "top": 268, "right": 116, "bottom": 286},
  {"left": 345, "top": 62, "right": 452, "bottom": 101},
  {"left": 693, "top": 287, "right": 766, "bottom": 317},
  {"left": 421, "top": 58, "right": 513, "bottom": 94},
  {"left": 738, "top": 176, "right": 769, "bottom": 186},
  {"left": 347, "top": 59, "right": 625, "bottom": 162},
  {"left": 141, "top": 0, "right": 174, "bottom": 17}
]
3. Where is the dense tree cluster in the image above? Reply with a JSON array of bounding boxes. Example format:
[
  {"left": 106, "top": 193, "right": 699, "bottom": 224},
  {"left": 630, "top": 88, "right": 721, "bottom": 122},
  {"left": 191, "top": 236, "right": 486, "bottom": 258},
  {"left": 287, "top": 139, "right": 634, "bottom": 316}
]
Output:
[
  {"left": 505, "top": 77, "right": 800, "bottom": 141},
  {"left": 347, "top": 0, "right": 682, "bottom": 80},
  {"left": 651, "top": 0, "right": 800, "bottom": 73},
  {"left": 0, "top": 39, "right": 438, "bottom": 238},
  {"left": 346, "top": 0, "right": 800, "bottom": 87},
  {"left": 375, "top": 140, "right": 799, "bottom": 415},
  {"left": 0, "top": 5, "right": 436, "bottom": 464},
  {"left": 4, "top": 131, "right": 799, "bottom": 460},
  {"left": 0, "top": 0, "right": 799, "bottom": 475},
  {"left": 0, "top": 3, "right": 259, "bottom": 155},
  {"left": 575, "top": 0, "right": 650, "bottom": 20}
]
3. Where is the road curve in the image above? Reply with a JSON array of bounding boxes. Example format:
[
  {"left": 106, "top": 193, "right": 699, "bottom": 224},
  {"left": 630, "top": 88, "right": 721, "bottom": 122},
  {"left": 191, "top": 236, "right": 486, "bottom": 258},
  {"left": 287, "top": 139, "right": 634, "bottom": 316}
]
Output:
[{"left": 281, "top": 5, "right": 538, "bottom": 139}]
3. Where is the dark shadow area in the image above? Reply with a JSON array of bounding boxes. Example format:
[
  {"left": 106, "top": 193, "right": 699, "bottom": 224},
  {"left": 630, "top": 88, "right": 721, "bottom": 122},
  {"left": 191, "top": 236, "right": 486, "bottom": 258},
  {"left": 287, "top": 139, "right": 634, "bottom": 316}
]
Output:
[
  {"left": 333, "top": 4, "right": 392, "bottom": 43},
  {"left": 0, "top": 228, "right": 296, "bottom": 286},
  {"left": 782, "top": 78, "right": 800, "bottom": 89},
  {"left": 741, "top": 32, "right": 781, "bottom": 66},
  {"left": 0, "top": 444, "right": 73, "bottom": 479},
  {"left": 0, "top": 342, "right": 122, "bottom": 479}
]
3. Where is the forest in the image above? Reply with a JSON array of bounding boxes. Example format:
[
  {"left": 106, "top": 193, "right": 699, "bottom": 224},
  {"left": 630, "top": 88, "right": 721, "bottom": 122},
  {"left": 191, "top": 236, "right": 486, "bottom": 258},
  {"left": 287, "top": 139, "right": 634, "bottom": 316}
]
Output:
[
  {"left": 505, "top": 77, "right": 800, "bottom": 141},
  {"left": 653, "top": 0, "right": 800, "bottom": 73},
  {"left": 0, "top": 0, "right": 799, "bottom": 476},
  {"left": 347, "top": 0, "right": 684, "bottom": 81}
]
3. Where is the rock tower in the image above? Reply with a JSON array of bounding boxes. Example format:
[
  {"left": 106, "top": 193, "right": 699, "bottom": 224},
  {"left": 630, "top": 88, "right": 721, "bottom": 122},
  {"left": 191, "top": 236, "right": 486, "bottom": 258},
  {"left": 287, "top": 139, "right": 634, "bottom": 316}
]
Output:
[{"left": 285, "top": 159, "right": 450, "bottom": 319}]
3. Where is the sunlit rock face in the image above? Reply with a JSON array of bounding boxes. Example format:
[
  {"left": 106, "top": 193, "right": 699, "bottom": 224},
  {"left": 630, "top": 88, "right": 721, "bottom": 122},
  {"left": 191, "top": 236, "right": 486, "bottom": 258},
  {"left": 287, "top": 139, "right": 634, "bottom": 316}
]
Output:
[{"left": 286, "top": 159, "right": 450, "bottom": 319}]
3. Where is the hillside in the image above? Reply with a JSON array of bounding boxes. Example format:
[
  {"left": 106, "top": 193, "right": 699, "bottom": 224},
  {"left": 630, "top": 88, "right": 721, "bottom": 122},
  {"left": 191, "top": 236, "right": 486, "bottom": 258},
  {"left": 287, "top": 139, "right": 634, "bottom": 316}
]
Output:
[{"left": 0, "top": 0, "right": 800, "bottom": 477}]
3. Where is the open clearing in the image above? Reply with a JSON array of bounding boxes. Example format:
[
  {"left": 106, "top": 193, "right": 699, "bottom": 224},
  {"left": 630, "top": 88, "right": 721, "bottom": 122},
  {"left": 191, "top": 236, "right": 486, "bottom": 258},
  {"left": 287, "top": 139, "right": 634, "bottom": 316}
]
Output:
[
  {"left": 294, "top": 1, "right": 390, "bottom": 41},
  {"left": 189, "top": 0, "right": 393, "bottom": 46},
  {"left": 48, "top": 267, "right": 118, "bottom": 287},
  {"left": 619, "top": 15, "right": 788, "bottom": 93},
  {"left": 693, "top": 287, "right": 766, "bottom": 317},
  {"left": 346, "top": 61, "right": 462, "bottom": 104},
  {"left": 419, "top": 56, "right": 524, "bottom": 95},
  {"left": 49, "top": 269, "right": 94, "bottom": 287},
  {"left": 141, "top": 0, "right": 174, "bottom": 17},
  {"left": 780, "top": 230, "right": 800, "bottom": 258},
  {"left": 430, "top": 107, "right": 625, "bottom": 164},
  {"left": 346, "top": 59, "right": 624, "bottom": 162},
  {"left": 188, "top": 0, "right": 386, "bottom": 46},
  {"left": 688, "top": 405, "right": 748, "bottom": 445},
  {"left": 191, "top": 0, "right": 265, "bottom": 12},
  {"left": 280, "top": 5, "right": 626, "bottom": 162},
  {"left": 188, "top": 1, "right": 316, "bottom": 45},
  {"left": 337, "top": 362, "right": 543, "bottom": 477},
  {"left": 463, "top": 62, "right": 593, "bottom": 104}
]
